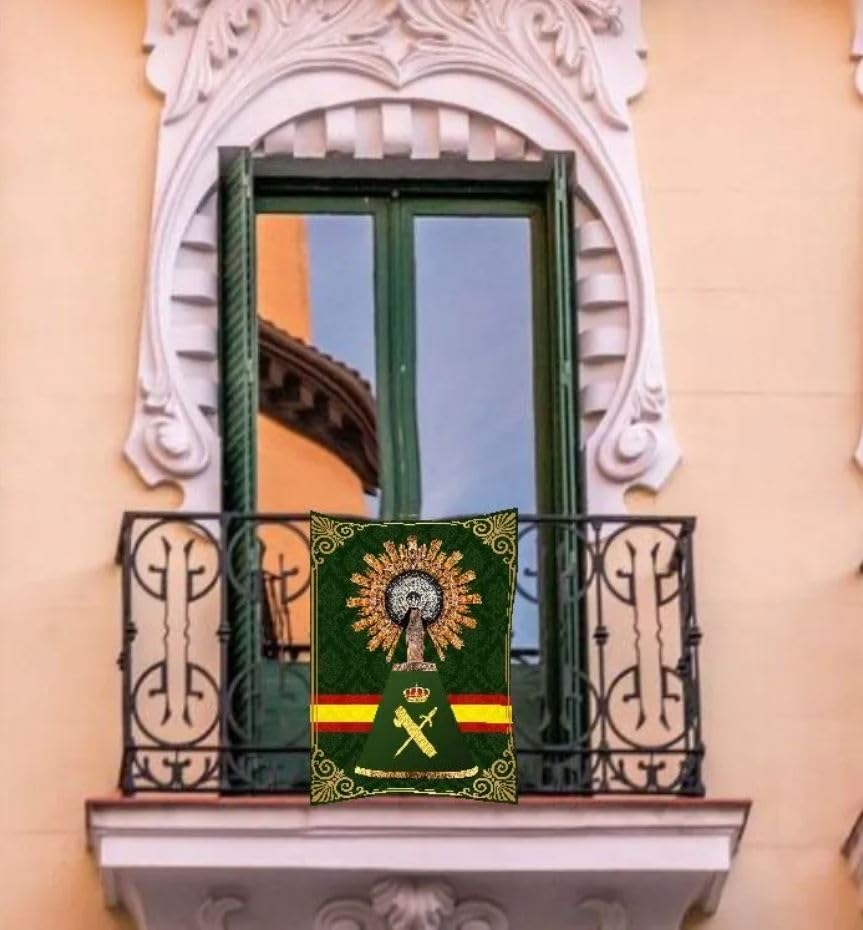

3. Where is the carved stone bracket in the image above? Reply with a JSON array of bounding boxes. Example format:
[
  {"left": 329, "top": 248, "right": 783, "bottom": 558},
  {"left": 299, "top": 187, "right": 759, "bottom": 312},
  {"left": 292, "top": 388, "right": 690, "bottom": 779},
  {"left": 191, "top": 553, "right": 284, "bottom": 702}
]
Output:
[
  {"left": 315, "top": 878, "right": 508, "bottom": 930},
  {"left": 130, "top": 0, "right": 679, "bottom": 514},
  {"left": 197, "top": 897, "right": 245, "bottom": 930},
  {"left": 575, "top": 899, "right": 628, "bottom": 930}
]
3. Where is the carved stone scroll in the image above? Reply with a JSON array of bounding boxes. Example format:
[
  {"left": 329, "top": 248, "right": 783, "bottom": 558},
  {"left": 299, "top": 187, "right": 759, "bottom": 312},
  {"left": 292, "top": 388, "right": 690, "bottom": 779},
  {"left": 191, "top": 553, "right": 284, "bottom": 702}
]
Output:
[
  {"left": 130, "top": 0, "right": 679, "bottom": 514},
  {"left": 315, "top": 878, "right": 509, "bottom": 930}
]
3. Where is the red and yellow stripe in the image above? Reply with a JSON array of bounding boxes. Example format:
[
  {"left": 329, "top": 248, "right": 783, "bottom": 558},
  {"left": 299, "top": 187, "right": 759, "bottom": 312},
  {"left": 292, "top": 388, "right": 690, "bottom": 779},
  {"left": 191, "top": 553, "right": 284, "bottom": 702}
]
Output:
[{"left": 312, "top": 694, "right": 511, "bottom": 733}]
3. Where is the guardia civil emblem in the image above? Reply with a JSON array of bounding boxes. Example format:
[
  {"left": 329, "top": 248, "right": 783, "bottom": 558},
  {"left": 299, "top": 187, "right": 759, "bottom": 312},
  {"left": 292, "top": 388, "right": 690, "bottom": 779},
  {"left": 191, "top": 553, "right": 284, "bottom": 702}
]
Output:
[
  {"left": 310, "top": 511, "right": 518, "bottom": 803},
  {"left": 349, "top": 536, "right": 481, "bottom": 780}
]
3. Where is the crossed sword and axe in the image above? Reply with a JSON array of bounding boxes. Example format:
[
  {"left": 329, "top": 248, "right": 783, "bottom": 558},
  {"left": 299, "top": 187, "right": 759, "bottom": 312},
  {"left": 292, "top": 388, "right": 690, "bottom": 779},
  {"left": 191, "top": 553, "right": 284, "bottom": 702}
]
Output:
[{"left": 393, "top": 704, "right": 439, "bottom": 759}]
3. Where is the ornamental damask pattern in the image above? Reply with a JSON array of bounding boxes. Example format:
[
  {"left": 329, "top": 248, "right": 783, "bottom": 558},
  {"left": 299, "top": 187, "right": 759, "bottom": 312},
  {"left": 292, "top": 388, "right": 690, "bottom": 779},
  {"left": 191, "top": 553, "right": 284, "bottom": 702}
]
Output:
[
  {"left": 310, "top": 514, "right": 360, "bottom": 566},
  {"left": 310, "top": 746, "right": 369, "bottom": 803},
  {"left": 458, "top": 744, "right": 517, "bottom": 803},
  {"left": 464, "top": 511, "right": 517, "bottom": 568}
]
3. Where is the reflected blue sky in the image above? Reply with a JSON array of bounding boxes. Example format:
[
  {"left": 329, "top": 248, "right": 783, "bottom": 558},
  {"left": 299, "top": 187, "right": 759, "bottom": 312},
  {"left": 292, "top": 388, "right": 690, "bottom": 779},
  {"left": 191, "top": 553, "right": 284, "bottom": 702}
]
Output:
[
  {"left": 415, "top": 217, "right": 538, "bottom": 648},
  {"left": 306, "top": 215, "right": 376, "bottom": 387},
  {"left": 302, "top": 213, "right": 539, "bottom": 647},
  {"left": 415, "top": 217, "right": 535, "bottom": 518}
]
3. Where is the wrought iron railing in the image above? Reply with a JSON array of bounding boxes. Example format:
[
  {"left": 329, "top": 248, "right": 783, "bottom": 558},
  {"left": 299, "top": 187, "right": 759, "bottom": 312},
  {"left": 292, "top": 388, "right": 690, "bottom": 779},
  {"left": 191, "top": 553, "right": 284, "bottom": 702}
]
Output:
[{"left": 117, "top": 512, "right": 704, "bottom": 795}]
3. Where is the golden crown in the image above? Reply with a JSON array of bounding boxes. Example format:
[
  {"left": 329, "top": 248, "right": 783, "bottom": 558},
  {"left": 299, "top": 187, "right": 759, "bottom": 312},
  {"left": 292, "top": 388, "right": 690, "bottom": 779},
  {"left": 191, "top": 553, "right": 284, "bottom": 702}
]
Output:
[{"left": 403, "top": 684, "right": 431, "bottom": 704}]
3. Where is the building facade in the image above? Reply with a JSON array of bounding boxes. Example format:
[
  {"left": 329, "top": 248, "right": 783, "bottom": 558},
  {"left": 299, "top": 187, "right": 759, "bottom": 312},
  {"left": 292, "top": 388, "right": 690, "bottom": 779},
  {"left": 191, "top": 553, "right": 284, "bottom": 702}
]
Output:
[{"left": 3, "top": 0, "right": 863, "bottom": 927}]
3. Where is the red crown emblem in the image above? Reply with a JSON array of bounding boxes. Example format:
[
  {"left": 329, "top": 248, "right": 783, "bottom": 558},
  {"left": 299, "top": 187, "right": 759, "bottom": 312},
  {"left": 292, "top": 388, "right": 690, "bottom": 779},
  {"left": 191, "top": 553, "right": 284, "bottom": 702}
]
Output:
[{"left": 403, "top": 684, "right": 431, "bottom": 704}]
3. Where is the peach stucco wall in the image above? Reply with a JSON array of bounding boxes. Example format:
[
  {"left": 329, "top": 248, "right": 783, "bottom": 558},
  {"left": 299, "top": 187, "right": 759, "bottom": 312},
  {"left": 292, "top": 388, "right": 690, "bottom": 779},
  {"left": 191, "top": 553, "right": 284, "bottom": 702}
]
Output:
[
  {"left": 635, "top": 1, "right": 863, "bottom": 927},
  {"left": 1, "top": 0, "right": 863, "bottom": 928},
  {"left": 0, "top": 1, "right": 163, "bottom": 927}
]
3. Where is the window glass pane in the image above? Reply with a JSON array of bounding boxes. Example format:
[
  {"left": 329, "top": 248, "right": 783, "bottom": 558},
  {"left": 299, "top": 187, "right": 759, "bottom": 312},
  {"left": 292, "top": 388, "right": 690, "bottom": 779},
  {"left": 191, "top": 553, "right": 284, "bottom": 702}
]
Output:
[
  {"left": 305, "top": 216, "right": 377, "bottom": 387},
  {"left": 256, "top": 213, "right": 378, "bottom": 519},
  {"left": 414, "top": 215, "right": 538, "bottom": 649},
  {"left": 255, "top": 213, "right": 378, "bottom": 654}
]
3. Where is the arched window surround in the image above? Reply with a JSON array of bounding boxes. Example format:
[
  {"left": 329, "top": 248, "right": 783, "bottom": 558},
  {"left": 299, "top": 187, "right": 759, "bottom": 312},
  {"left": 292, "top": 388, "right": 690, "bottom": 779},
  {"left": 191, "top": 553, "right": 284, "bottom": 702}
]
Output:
[{"left": 129, "top": 0, "right": 680, "bottom": 514}]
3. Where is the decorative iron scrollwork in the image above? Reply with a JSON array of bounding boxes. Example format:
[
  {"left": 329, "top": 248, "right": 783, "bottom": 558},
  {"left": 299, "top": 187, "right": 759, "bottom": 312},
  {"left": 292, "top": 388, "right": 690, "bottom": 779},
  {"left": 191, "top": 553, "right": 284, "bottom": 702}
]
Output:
[{"left": 118, "top": 511, "right": 703, "bottom": 795}]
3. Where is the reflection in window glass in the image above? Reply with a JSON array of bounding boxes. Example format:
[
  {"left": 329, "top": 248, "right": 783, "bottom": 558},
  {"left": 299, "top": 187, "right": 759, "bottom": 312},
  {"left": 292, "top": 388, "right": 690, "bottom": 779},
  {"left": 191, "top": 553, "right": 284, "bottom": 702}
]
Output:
[
  {"left": 256, "top": 213, "right": 379, "bottom": 520},
  {"left": 306, "top": 216, "right": 376, "bottom": 387},
  {"left": 257, "top": 214, "right": 376, "bottom": 384},
  {"left": 255, "top": 213, "right": 379, "bottom": 653},
  {"left": 414, "top": 216, "right": 538, "bottom": 648}
]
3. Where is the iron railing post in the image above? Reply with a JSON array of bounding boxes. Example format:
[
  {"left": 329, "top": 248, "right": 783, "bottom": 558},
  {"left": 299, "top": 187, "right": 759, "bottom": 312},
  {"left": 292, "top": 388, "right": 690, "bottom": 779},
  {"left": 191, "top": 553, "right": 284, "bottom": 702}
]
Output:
[
  {"left": 217, "top": 512, "right": 231, "bottom": 792},
  {"left": 680, "top": 519, "right": 705, "bottom": 795},
  {"left": 118, "top": 514, "right": 135, "bottom": 795}
]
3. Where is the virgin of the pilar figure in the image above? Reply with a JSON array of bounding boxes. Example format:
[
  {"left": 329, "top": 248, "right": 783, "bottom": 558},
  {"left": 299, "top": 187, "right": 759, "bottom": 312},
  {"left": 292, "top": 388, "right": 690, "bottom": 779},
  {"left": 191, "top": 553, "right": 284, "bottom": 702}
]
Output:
[{"left": 353, "top": 576, "right": 478, "bottom": 780}]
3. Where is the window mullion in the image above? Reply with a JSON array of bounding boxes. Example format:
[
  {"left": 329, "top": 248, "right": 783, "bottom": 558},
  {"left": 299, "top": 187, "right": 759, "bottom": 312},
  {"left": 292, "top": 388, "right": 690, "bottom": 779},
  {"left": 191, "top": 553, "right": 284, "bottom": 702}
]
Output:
[{"left": 378, "top": 195, "right": 421, "bottom": 519}]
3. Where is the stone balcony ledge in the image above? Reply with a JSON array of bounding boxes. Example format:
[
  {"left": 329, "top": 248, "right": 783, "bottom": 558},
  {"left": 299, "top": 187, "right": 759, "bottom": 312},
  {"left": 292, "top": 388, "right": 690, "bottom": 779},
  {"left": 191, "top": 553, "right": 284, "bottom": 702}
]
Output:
[{"left": 87, "top": 795, "right": 749, "bottom": 930}]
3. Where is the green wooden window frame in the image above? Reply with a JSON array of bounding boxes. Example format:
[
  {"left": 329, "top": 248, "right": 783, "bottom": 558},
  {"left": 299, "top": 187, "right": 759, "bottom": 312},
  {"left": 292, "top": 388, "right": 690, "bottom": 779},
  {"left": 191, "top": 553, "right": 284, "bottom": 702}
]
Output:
[
  {"left": 218, "top": 151, "right": 583, "bottom": 779},
  {"left": 231, "top": 154, "right": 581, "bottom": 520}
]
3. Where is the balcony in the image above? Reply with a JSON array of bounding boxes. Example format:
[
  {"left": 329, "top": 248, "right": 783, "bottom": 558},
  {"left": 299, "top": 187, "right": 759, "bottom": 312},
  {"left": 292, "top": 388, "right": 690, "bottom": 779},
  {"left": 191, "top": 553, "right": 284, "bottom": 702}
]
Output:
[
  {"left": 89, "top": 511, "right": 748, "bottom": 930},
  {"left": 115, "top": 512, "right": 705, "bottom": 798}
]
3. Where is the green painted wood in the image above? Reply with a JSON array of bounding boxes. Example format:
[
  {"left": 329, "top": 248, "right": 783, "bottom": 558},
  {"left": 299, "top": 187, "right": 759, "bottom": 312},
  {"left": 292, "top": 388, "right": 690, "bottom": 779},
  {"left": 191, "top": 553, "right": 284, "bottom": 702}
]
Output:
[
  {"left": 219, "top": 150, "right": 262, "bottom": 775},
  {"left": 542, "top": 153, "right": 585, "bottom": 759},
  {"left": 219, "top": 158, "right": 585, "bottom": 788},
  {"left": 221, "top": 152, "right": 258, "bottom": 515},
  {"left": 254, "top": 156, "right": 556, "bottom": 186},
  {"left": 549, "top": 154, "right": 581, "bottom": 518},
  {"left": 386, "top": 198, "right": 421, "bottom": 518}
]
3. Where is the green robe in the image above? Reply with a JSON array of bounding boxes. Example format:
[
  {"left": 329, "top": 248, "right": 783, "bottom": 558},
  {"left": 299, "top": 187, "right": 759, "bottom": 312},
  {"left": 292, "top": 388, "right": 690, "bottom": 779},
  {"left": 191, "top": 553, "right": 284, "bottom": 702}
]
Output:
[{"left": 355, "top": 610, "right": 477, "bottom": 779}]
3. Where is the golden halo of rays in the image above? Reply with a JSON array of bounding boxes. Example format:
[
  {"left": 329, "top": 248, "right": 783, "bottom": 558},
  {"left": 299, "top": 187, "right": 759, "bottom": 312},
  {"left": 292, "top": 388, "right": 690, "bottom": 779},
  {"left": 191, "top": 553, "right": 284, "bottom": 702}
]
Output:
[{"left": 346, "top": 535, "right": 482, "bottom": 662}]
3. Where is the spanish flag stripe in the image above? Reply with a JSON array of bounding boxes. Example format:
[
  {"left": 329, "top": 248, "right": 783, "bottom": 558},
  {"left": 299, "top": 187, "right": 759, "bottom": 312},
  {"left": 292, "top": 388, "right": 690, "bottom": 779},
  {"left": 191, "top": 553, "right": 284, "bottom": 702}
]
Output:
[
  {"left": 452, "top": 704, "right": 511, "bottom": 725},
  {"left": 315, "top": 694, "right": 510, "bottom": 705},
  {"left": 314, "top": 694, "right": 380, "bottom": 704},
  {"left": 315, "top": 722, "right": 510, "bottom": 734},
  {"left": 313, "top": 704, "right": 378, "bottom": 723},
  {"left": 315, "top": 722, "right": 373, "bottom": 733},
  {"left": 312, "top": 702, "right": 511, "bottom": 726},
  {"left": 448, "top": 694, "right": 511, "bottom": 705},
  {"left": 458, "top": 723, "right": 512, "bottom": 733}
]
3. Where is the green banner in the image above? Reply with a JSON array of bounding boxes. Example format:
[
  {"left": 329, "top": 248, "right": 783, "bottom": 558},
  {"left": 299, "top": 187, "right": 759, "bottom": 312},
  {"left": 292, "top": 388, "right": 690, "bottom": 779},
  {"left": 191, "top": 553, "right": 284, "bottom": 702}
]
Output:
[{"left": 310, "top": 510, "right": 518, "bottom": 804}]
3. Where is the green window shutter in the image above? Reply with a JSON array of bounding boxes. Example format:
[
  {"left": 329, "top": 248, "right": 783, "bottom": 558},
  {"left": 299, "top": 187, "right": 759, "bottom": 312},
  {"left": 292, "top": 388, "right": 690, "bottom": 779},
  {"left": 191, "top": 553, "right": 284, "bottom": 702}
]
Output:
[
  {"left": 539, "top": 154, "right": 586, "bottom": 770},
  {"left": 219, "top": 149, "right": 262, "bottom": 773},
  {"left": 549, "top": 153, "right": 580, "bottom": 517},
  {"left": 220, "top": 149, "right": 258, "bottom": 515}
]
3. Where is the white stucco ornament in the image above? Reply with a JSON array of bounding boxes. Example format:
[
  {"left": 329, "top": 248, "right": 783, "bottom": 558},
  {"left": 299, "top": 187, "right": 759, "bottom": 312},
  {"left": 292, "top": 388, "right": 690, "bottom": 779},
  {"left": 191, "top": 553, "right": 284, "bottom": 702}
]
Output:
[
  {"left": 575, "top": 899, "right": 628, "bottom": 930},
  {"left": 132, "top": 0, "right": 679, "bottom": 513},
  {"left": 196, "top": 897, "right": 245, "bottom": 930},
  {"left": 314, "top": 878, "right": 509, "bottom": 930}
]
